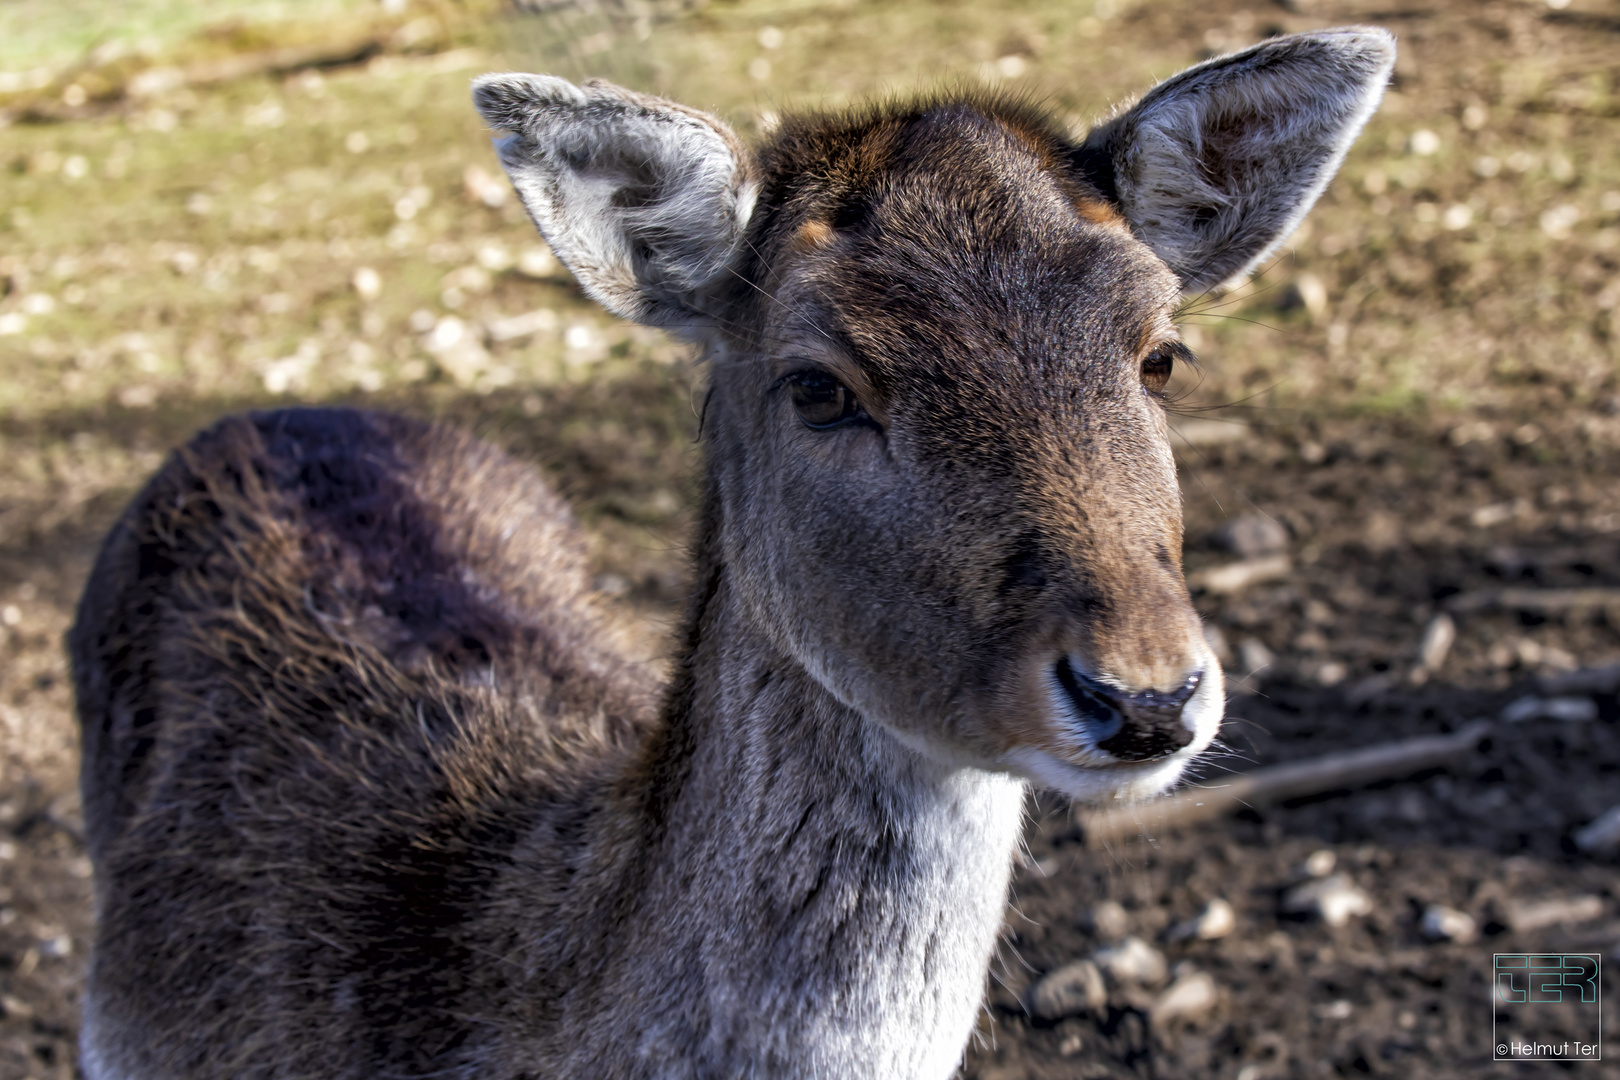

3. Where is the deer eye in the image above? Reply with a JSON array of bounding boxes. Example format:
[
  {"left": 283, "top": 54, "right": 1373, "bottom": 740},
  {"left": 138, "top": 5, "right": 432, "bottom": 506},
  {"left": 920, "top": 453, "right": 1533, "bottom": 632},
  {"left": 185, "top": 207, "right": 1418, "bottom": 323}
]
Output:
[
  {"left": 785, "top": 371, "right": 862, "bottom": 429},
  {"left": 1140, "top": 344, "right": 1179, "bottom": 395}
]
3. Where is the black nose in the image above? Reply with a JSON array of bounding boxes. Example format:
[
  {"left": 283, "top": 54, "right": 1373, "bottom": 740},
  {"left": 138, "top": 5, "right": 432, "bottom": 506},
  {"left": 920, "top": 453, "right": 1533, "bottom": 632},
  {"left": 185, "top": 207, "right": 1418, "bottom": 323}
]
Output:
[{"left": 1055, "top": 656, "right": 1200, "bottom": 762}]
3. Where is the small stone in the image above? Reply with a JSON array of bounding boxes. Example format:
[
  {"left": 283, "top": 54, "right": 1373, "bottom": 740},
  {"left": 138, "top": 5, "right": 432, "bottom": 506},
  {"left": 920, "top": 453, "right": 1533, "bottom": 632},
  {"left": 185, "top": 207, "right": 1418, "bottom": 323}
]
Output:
[
  {"left": 1315, "top": 661, "right": 1348, "bottom": 687},
  {"left": 1028, "top": 959, "right": 1107, "bottom": 1020},
  {"left": 1088, "top": 900, "right": 1129, "bottom": 941},
  {"left": 485, "top": 307, "right": 560, "bottom": 343},
  {"left": 1151, "top": 969, "right": 1218, "bottom": 1025},
  {"left": 1238, "top": 638, "right": 1276, "bottom": 676},
  {"left": 1094, "top": 936, "right": 1168, "bottom": 987},
  {"left": 1189, "top": 555, "right": 1291, "bottom": 596},
  {"left": 1408, "top": 128, "right": 1440, "bottom": 156},
  {"left": 517, "top": 246, "right": 564, "bottom": 279},
  {"left": 1302, "top": 849, "right": 1336, "bottom": 878},
  {"left": 462, "top": 163, "right": 509, "bottom": 208},
  {"left": 1420, "top": 904, "right": 1477, "bottom": 943},
  {"left": 1169, "top": 418, "right": 1250, "bottom": 447},
  {"left": 1506, "top": 895, "right": 1604, "bottom": 933},
  {"left": 476, "top": 243, "right": 514, "bottom": 272},
  {"left": 1418, "top": 613, "right": 1456, "bottom": 672},
  {"left": 1213, "top": 513, "right": 1290, "bottom": 559},
  {"left": 1314, "top": 998, "right": 1354, "bottom": 1020},
  {"left": 1282, "top": 874, "right": 1372, "bottom": 927},
  {"left": 1167, "top": 898, "right": 1236, "bottom": 941},
  {"left": 351, "top": 266, "right": 381, "bottom": 300},
  {"left": 1574, "top": 806, "right": 1620, "bottom": 854}
]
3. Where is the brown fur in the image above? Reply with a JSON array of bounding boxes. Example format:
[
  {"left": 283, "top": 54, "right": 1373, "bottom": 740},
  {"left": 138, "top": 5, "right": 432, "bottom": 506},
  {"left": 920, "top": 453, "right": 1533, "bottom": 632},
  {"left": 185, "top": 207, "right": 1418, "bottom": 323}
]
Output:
[{"left": 74, "top": 410, "right": 659, "bottom": 1077}]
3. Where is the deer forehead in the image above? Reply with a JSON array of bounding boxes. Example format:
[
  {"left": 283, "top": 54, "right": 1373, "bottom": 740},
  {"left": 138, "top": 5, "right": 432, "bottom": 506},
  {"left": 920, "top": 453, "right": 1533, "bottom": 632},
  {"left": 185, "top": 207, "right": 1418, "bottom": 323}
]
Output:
[{"left": 747, "top": 106, "right": 1181, "bottom": 398}]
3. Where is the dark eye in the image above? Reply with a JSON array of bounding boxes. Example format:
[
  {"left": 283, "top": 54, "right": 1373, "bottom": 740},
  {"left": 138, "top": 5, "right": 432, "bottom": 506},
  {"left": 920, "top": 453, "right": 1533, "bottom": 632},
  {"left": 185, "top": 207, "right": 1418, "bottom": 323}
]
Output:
[
  {"left": 1140, "top": 344, "right": 1178, "bottom": 395},
  {"left": 786, "top": 371, "right": 862, "bottom": 429}
]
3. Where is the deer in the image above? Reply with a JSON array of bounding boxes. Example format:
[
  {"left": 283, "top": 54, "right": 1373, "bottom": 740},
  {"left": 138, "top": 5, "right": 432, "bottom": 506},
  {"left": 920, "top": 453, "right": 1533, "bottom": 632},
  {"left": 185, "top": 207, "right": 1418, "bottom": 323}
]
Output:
[{"left": 70, "top": 27, "right": 1393, "bottom": 1080}]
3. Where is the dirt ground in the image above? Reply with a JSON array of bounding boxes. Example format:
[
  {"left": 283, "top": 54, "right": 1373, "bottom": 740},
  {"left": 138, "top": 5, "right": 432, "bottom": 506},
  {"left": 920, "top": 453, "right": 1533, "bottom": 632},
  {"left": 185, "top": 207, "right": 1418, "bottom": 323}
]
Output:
[{"left": 2, "top": 0, "right": 1619, "bottom": 1077}]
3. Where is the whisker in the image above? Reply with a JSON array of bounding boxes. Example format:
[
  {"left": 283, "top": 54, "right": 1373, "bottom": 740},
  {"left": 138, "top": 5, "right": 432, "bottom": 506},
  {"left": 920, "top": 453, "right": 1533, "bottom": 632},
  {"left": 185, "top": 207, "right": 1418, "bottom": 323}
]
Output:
[{"left": 723, "top": 260, "right": 838, "bottom": 345}]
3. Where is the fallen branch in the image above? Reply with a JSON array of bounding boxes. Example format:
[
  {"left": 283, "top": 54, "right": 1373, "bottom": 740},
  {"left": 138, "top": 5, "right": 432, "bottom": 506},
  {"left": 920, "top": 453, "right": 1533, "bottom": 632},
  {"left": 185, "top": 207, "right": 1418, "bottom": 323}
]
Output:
[
  {"left": 1540, "top": 663, "right": 1620, "bottom": 697},
  {"left": 2, "top": 15, "right": 453, "bottom": 124},
  {"left": 1445, "top": 587, "right": 1620, "bottom": 616},
  {"left": 178, "top": 36, "right": 389, "bottom": 88},
  {"left": 1080, "top": 720, "right": 1494, "bottom": 846}
]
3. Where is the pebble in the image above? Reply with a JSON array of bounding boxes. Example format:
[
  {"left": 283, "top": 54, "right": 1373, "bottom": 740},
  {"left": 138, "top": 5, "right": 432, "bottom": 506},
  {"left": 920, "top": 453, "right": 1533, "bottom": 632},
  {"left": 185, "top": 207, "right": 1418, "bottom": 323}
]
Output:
[
  {"left": 1574, "top": 806, "right": 1620, "bottom": 854},
  {"left": 1028, "top": 959, "right": 1107, "bottom": 1020},
  {"left": 485, "top": 307, "right": 560, "bottom": 343},
  {"left": 1213, "top": 513, "right": 1290, "bottom": 559},
  {"left": 1151, "top": 968, "right": 1218, "bottom": 1025},
  {"left": 1169, "top": 418, "right": 1250, "bottom": 447},
  {"left": 1314, "top": 998, "right": 1354, "bottom": 1020},
  {"left": 1087, "top": 899, "right": 1129, "bottom": 941},
  {"left": 1505, "top": 894, "right": 1604, "bottom": 933},
  {"left": 1302, "top": 849, "right": 1337, "bottom": 878},
  {"left": 1093, "top": 936, "right": 1168, "bottom": 987},
  {"left": 462, "top": 163, "right": 510, "bottom": 208},
  {"left": 1188, "top": 555, "right": 1292, "bottom": 595},
  {"left": 1282, "top": 874, "right": 1372, "bottom": 927},
  {"left": 1420, "top": 904, "right": 1478, "bottom": 944},
  {"left": 1501, "top": 695, "right": 1598, "bottom": 723},
  {"left": 1417, "top": 613, "right": 1456, "bottom": 672},
  {"left": 1167, "top": 898, "right": 1236, "bottom": 941},
  {"left": 1238, "top": 637, "right": 1276, "bottom": 676},
  {"left": 1282, "top": 272, "right": 1329, "bottom": 321},
  {"left": 351, "top": 266, "right": 381, "bottom": 300},
  {"left": 516, "top": 246, "right": 564, "bottom": 279}
]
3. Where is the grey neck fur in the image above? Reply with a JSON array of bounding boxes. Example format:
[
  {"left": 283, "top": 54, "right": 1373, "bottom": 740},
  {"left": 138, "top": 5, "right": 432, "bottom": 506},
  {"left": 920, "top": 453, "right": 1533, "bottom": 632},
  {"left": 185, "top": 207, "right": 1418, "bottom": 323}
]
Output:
[{"left": 492, "top": 551, "right": 1026, "bottom": 1078}]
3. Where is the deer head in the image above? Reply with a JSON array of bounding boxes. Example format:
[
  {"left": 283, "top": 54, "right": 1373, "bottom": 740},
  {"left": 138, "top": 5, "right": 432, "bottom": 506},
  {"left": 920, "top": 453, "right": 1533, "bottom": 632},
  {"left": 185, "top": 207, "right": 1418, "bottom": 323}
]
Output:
[{"left": 473, "top": 28, "right": 1393, "bottom": 801}]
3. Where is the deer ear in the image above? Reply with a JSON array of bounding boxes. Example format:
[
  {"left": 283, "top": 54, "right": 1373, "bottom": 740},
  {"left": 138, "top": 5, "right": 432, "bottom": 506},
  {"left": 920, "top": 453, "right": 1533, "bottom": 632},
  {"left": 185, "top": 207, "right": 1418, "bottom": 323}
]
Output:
[
  {"left": 472, "top": 74, "right": 757, "bottom": 330},
  {"left": 1073, "top": 28, "right": 1394, "bottom": 293}
]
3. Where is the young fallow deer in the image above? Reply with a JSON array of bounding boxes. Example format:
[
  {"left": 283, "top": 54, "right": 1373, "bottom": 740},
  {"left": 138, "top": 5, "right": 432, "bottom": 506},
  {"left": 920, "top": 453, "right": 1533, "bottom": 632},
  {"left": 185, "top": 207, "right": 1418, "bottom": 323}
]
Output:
[{"left": 72, "top": 28, "right": 1392, "bottom": 1080}]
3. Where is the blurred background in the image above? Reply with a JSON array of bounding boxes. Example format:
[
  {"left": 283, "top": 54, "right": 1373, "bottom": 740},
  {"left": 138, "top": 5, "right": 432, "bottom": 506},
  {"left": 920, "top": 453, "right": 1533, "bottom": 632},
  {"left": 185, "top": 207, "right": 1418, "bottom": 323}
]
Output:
[{"left": 1, "top": 0, "right": 1618, "bottom": 1076}]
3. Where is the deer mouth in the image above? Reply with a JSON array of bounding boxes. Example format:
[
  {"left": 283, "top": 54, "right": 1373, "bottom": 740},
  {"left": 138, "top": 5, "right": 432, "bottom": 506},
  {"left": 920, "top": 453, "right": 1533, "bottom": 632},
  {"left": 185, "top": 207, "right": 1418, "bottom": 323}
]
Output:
[
  {"left": 998, "top": 649, "right": 1222, "bottom": 803},
  {"left": 1052, "top": 656, "right": 1199, "bottom": 763}
]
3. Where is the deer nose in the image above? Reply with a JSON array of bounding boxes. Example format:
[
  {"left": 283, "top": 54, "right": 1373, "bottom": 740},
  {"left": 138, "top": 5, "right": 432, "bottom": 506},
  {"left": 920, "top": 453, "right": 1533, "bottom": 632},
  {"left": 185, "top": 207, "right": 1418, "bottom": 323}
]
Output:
[{"left": 1054, "top": 656, "right": 1200, "bottom": 762}]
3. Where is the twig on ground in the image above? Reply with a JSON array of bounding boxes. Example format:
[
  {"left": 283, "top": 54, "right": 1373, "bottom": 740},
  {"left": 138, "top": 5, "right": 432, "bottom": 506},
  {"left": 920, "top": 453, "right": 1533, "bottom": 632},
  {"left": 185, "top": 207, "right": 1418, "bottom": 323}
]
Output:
[
  {"left": 1540, "top": 663, "right": 1620, "bottom": 697},
  {"left": 1445, "top": 587, "right": 1620, "bottom": 617},
  {"left": 1081, "top": 720, "right": 1494, "bottom": 846}
]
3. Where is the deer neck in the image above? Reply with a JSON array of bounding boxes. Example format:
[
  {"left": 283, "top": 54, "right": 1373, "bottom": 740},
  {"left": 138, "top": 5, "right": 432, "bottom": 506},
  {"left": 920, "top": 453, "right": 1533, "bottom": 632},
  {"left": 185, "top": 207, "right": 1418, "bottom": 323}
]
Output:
[{"left": 604, "top": 510, "right": 1028, "bottom": 1076}]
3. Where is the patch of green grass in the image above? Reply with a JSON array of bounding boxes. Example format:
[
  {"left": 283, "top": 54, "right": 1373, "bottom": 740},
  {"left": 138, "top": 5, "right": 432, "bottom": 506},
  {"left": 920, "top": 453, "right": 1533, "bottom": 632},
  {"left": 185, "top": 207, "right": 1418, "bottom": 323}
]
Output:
[{"left": 0, "top": 0, "right": 375, "bottom": 76}]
